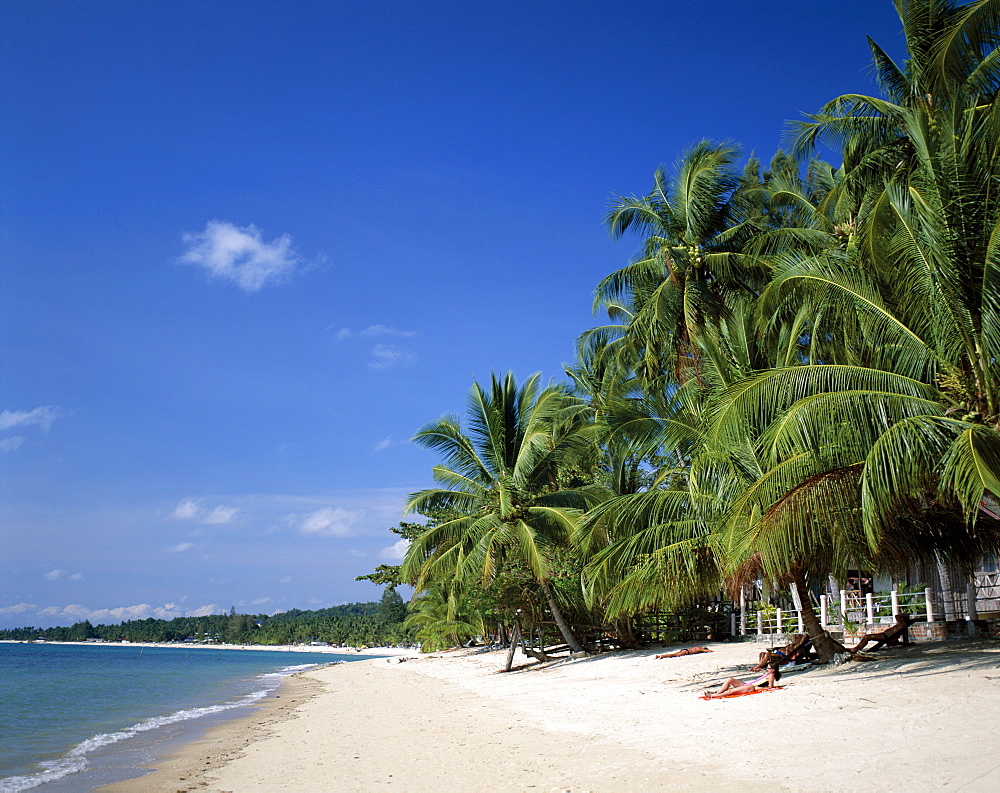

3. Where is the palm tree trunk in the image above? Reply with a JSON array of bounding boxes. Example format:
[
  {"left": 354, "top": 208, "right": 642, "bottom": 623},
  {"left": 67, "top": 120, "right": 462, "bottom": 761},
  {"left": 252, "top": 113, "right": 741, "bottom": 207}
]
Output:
[
  {"left": 540, "top": 579, "right": 585, "bottom": 654},
  {"left": 790, "top": 566, "right": 846, "bottom": 662}
]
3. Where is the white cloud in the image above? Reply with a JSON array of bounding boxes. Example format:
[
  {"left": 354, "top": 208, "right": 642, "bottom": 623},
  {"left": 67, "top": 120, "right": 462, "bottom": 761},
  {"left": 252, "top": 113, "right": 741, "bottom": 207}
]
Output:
[
  {"left": 173, "top": 498, "right": 201, "bottom": 520},
  {"left": 368, "top": 344, "right": 417, "bottom": 370},
  {"left": 0, "top": 602, "right": 39, "bottom": 615},
  {"left": 334, "top": 325, "right": 416, "bottom": 340},
  {"left": 1, "top": 406, "right": 64, "bottom": 450},
  {"left": 379, "top": 538, "right": 410, "bottom": 562},
  {"left": 372, "top": 436, "right": 392, "bottom": 452},
  {"left": 172, "top": 498, "right": 238, "bottom": 525},
  {"left": 69, "top": 572, "right": 83, "bottom": 581},
  {"left": 43, "top": 569, "right": 64, "bottom": 581},
  {"left": 0, "top": 406, "right": 64, "bottom": 431},
  {"left": 0, "top": 601, "right": 225, "bottom": 627},
  {"left": 169, "top": 542, "right": 194, "bottom": 553},
  {"left": 180, "top": 220, "right": 305, "bottom": 292},
  {"left": 205, "top": 505, "right": 238, "bottom": 524},
  {"left": 298, "top": 507, "right": 358, "bottom": 537},
  {"left": 185, "top": 604, "right": 222, "bottom": 618}
]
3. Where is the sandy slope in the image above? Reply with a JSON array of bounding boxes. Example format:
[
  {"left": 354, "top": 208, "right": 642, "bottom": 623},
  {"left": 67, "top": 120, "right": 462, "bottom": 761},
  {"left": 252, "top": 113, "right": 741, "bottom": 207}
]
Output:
[{"left": 105, "top": 639, "right": 1000, "bottom": 793}]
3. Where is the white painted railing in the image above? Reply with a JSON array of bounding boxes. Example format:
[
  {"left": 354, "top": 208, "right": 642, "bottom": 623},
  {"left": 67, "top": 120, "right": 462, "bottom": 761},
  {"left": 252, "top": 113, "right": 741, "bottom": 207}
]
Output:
[{"left": 738, "top": 580, "right": 998, "bottom": 638}]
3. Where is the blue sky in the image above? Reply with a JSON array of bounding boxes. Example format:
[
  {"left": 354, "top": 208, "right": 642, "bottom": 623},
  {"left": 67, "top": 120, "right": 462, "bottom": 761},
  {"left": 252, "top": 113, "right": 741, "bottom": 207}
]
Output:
[{"left": 0, "top": 1, "right": 904, "bottom": 628}]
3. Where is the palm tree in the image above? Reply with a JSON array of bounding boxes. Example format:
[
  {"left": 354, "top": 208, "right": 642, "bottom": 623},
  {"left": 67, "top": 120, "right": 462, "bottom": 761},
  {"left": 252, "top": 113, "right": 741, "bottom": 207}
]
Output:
[
  {"left": 745, "top": 0, "right": 1000, "bottom": 536},
  {"left": 401, "top": 372, "right": 596, "bottom": 653},
  {"left": 403, "top": 584, "right": 484, "bottom": 653},
  {"left": 597, "top": 140, "right": 766, "bottom": 389},
  {"left": 693, "top": 1, "right": 1000, "bottom": 659},
  {"left": 573, "top": 294, "right": 776, "bottom": 623}
]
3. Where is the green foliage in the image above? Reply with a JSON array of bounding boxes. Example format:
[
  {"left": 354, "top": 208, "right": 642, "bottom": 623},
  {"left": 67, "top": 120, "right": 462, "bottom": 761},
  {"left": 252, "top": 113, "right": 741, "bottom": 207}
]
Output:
[
  {"left": 0, "top": 602, "right": 415, "bottom": 647},
  {"left": 403, "top": 585, "right": 483, "bottom": 652},
  {"left": 378, "top": 587, "right": 408, "bottom": 623},
  {"left": 875, "top": 583, "right": 928, "bottom": 616},
  {"left": 403, "top": 372, "right": 599, "bottom": 652}
]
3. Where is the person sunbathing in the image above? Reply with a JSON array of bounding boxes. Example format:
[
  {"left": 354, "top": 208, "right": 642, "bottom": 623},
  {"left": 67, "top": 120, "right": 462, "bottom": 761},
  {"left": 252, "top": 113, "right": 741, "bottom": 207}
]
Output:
[
  {"left": 655, "top": 646, "right": 713, "bottom": 658},
  {"left": 704, "top": 665, "right": 781, "bottom": 698},
  {"left": 750, "top": 633, "right": 810, "bottom": 671},
  {"left": 849, "top": 613, "right": 913, "bottom": 654}
]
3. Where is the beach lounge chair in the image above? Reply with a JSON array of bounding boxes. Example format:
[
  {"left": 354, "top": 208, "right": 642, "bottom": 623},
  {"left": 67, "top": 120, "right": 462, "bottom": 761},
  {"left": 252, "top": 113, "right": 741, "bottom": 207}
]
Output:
[
  {"left": 750, "top": 634, "right": 813, "bottom": 671},
  {"left": 849, "top": 614, "right": 912, "bottom": 654}
]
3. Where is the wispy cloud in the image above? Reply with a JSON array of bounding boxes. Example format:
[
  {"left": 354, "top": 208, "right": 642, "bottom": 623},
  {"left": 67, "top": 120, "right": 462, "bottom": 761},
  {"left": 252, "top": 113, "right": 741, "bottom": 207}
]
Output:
[
  {"left": 1, "top": 406, "right": 65, "bottom": 451},
  {"left": 0, "top": 406, "right": 64, "bottom": 431},
  {"left": 333, "top": 324, "right": 416, "bottom": 340},
  {"left": 0, "top": 603, "right": 39, "bottom": 616},
  {"left": 179, "top": 220, "right": 312, "bottom": 292},
  {"left": 379, "top": 538, "right": 409, "bottom": 562},
  {"left": 372, "top": 436, "right": 393, "bottom": 452},
  {"left": 169, "top": 542, "right": 195, "bottom": 553},
  {"left": 204, "top": 506, "right": 238, "bottom": 524},
  {"left": 173, "top": 499, "right": 200, "bottom": 520},
  {"left": 297, "top": 507, "right": 358, "bottom": 537},
  {"left": 331, "top": 326, "right": 418, "bottom": 370},
  {"left": 368, "top": 344, "right": 417, "bottom": 370},
  {"left": 172, "top": 498, "right": 238, "bottom": 525},
  {"left": 42, "top": 569, "right": 83, "bottom": 582},
  {"left": 0, "top": 601, "right": 224, "bottom": 628}
]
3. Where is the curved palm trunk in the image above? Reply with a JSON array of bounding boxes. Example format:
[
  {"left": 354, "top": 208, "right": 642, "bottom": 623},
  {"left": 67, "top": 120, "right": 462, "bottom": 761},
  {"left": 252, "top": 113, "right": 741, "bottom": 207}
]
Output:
[
  {"left": 540, "top": 579, "right": 585, "bottom": 654},
  {"left": 791, "top": 567, "right": 846, "bottom": 662}
]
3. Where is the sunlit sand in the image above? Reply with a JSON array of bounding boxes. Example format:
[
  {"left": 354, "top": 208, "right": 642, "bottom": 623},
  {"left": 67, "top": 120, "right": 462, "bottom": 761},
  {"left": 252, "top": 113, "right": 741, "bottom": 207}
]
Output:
[{"left": 106, "top": 639, "right": 1000, "bottom": 792}]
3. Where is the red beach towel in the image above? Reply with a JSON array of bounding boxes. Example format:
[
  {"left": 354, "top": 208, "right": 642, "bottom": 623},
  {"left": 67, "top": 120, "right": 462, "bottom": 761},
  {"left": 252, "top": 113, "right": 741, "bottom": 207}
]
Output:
[{"left": 701, "top": 686, "right": 784, "bottom": 700}]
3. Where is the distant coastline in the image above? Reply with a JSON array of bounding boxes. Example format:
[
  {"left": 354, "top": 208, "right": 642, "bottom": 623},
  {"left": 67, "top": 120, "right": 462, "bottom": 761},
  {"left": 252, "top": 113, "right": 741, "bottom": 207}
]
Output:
[{"left": 0, "top": 639, "right": 417, "bottom": 656}]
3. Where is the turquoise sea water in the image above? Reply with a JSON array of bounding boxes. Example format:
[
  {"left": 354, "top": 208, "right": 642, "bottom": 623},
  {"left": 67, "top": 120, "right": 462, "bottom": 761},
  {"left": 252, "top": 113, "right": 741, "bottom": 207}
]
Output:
[{"left": 0, "top": 642, "right": 362, "bottom": 791}]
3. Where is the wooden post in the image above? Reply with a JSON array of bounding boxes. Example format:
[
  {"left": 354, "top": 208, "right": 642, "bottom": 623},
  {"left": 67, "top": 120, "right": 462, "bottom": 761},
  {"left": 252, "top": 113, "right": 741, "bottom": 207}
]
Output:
[
  {"left": 925, "top": 587, "right": 935, "bottom": 623},
  {"left": 891, "top": 587, "right": 900, "bottom": 618},
  {"left": 865, "top": 593, "right": 875, "bottom": 624},
  {"left": 757, "top": 611, "right": 763, "bottom": 637},
  {"left": 840, "top": 589, "right": 848, "bottom": 621},
  {"left": 966, "top": 581, "right": 979, "bottom": 637},
  {"left": 504, "top": 616, "right": 523, "bottom": 672},
  {"left": 820, "top": 595, "right": 828, "bottom": 630},
  {"left": 730, "top": 612, "right": 736, "bottom": 637}
]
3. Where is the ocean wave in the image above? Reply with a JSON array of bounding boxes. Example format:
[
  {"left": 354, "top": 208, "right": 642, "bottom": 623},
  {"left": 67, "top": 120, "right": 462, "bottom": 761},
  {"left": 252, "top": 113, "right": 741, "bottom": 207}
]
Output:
[{"left": 0, "top": 661, "right": 332, "bottom": 792}]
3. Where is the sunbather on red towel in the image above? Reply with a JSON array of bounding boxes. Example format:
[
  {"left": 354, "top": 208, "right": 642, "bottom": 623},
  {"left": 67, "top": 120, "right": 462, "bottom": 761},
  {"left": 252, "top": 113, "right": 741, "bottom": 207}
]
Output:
[{"left": 704, "top": 665, "right": 780, "bottom": 698}]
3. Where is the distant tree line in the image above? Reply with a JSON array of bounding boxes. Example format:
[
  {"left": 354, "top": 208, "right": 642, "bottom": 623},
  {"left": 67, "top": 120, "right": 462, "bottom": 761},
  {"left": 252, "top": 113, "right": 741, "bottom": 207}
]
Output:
[{"left": 0, "top": 592, "right": 412, "bottom": 647}]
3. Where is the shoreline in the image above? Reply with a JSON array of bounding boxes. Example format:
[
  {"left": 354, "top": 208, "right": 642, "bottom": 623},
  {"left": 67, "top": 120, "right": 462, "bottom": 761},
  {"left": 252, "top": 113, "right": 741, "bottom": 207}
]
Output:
[
  {"left": 0, "top": 643, "right": 408, "bottom": 791},
  {"left": 96, "top": 639, "right": 1000, "bottom": 792},
  {"left": 98, "top": 668, "right": 324, "bottom": 793},
  {"left": 0, "top": 639, "right": 418, "bottom": 657}
]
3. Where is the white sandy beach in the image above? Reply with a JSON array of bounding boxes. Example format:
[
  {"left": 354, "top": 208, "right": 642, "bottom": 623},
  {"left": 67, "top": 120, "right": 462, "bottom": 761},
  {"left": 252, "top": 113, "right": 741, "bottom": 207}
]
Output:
[{"left": 105, "top": 639, "right": 1000, "bottom": 792}]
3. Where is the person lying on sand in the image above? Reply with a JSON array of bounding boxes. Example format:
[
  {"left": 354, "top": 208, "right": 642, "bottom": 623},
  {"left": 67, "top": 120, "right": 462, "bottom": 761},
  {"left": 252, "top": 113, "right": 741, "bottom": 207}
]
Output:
[
  {"left": 750, "top": 633, "right": 810, "bottom": 671},
  {"left": 849, "top": 613, "right": 913, "bottom": 654},
  {"left": 655, "top": 647, "right": 713, "bottom": 658},
  {"left": 704, "top": 665, "right": 781, "bottom": 698}
]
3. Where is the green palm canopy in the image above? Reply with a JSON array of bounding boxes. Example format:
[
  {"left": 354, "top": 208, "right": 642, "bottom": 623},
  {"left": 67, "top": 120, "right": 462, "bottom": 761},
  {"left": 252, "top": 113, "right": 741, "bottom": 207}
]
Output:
[{"left": 401, "top": 372, "right": 597, "bottom": 653}]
